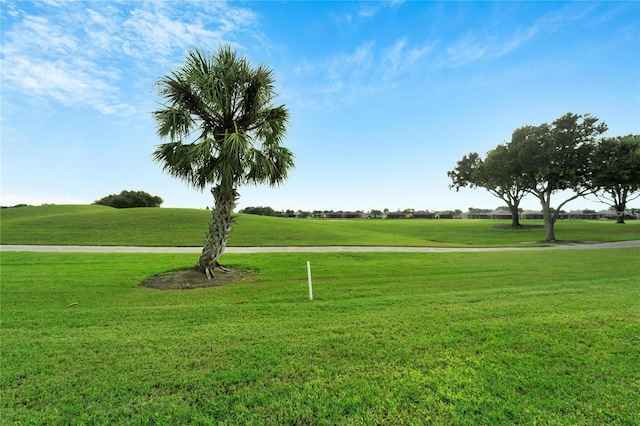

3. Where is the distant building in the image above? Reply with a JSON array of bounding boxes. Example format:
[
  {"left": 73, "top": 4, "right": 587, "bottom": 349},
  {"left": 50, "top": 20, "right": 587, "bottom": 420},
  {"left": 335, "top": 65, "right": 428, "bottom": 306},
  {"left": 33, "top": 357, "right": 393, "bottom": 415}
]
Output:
[
  {"left": 413, "top": 210, "right": 435, "bottom": 219},
  {"left": 490, "top": 209, "right": 512, "bottom": 219},
  {"left": 520, "top": 210, "right": 544, "bottom": 220},
  {"left": 326, "top": 211, "right": 365, "bottom": 219},
  {"left": 435, "top": 211, "right": 454, "bottom": 219},
  {"left": 462, "top": 211, "right": 490, "bottom": 219},
  {"left": 386, "top": 211, "right": 407, "bottom": 219}
]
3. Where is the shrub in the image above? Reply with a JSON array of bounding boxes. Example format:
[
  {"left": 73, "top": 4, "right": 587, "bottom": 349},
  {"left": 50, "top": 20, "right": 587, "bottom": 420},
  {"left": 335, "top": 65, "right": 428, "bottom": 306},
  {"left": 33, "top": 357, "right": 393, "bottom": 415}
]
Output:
[{"left": 94, "top": 190, "right": 163, "bottom": 208}]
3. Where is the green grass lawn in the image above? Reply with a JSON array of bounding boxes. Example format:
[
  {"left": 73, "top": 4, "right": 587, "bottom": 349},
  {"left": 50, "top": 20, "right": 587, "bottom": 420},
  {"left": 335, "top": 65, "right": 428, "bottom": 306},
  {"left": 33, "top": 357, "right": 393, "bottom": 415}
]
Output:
[
  {"left": 2, "top": 249, "right": 639, "bottom": 424},
  {"left": 2, "top": 204, "right": 639, "bottom": 247}
]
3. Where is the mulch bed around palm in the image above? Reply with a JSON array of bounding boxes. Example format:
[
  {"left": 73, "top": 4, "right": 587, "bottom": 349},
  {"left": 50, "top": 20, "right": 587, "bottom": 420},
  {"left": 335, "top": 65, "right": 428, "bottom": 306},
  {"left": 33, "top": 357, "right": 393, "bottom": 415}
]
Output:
[{"left": 140, "top": 267, "right": 255, "bottom": 290}]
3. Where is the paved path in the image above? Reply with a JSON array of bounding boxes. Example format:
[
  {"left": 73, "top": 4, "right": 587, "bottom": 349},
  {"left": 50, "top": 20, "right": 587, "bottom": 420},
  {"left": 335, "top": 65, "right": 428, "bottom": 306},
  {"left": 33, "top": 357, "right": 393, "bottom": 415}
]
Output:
[{"left": 1, "top": 240, "right": 638, "bottom": 253}]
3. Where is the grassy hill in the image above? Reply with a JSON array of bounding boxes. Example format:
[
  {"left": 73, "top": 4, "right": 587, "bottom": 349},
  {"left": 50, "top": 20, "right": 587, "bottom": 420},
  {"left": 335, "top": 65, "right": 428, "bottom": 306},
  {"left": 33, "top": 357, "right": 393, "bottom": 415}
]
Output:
[{"left": 2, "top": 204, "right": 639, "bottom": 247}]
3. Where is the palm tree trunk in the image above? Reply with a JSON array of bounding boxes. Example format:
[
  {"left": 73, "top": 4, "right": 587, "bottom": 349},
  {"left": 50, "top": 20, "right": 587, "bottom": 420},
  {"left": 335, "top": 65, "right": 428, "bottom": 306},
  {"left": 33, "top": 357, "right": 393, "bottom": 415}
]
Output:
[{"left": 197, "top": 185, "right": 238, "bottom": 278}]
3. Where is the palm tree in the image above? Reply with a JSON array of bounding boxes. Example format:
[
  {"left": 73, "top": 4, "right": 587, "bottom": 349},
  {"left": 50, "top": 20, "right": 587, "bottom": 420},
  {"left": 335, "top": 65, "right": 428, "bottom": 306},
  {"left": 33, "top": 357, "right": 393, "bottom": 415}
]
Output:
[{"left": 152, "top": 46, "right": 294, "bottom": 278}]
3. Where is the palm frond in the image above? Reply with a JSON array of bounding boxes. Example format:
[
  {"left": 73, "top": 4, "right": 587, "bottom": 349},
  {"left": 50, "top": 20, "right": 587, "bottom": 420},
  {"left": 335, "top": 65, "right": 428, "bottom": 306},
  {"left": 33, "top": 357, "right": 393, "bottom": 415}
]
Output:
[{"left": 152, "top": 107, "right": 194, "bottom": 140}]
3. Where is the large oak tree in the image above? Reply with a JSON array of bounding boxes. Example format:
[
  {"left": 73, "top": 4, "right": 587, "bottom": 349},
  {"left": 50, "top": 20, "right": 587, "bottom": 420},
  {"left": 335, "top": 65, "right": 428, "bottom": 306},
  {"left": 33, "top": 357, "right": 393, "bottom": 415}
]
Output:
[
  {"left": 512, "top": 113, "right": 607, "bottom": 241},
  {"left": 448, "top": 144, "right": 526, "bottom": 227},
  {"left": 153, "top": 46, "right": 294, "bottom": 278}
]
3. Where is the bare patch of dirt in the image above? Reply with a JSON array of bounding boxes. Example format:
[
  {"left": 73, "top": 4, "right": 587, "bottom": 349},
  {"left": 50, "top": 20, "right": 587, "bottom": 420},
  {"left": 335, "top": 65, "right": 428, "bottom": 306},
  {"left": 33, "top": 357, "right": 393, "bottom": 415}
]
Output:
[{"left": 140, "top": 267, "right": 255, "bottom": 290}]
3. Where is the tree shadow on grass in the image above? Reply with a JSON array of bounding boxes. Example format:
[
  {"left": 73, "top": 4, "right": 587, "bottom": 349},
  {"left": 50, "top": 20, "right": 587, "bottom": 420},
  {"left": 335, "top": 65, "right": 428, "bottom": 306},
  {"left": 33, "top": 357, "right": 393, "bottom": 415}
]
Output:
[{"left": 140, "top": 267, "right": 255, "bottom": 290}]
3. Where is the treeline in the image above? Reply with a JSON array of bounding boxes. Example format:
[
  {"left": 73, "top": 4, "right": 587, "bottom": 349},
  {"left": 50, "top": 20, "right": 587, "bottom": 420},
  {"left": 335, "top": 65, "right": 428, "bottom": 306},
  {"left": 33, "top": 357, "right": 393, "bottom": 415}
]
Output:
[
  {"left": 239, "top": 206, "right": 638, "bottom": 220},
  {"left": 94, "top": 190, "right": 163, "bottom": 208},
  {"left": 240, "top": 207, "right": 382, "bottom": 218}
]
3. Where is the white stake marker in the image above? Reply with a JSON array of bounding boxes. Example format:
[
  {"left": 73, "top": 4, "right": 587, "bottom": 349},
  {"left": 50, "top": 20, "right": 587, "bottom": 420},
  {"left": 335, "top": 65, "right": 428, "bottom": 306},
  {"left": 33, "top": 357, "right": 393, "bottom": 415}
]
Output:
[{"left": 307, "top": 261, "right": 313, "bottom": 300}]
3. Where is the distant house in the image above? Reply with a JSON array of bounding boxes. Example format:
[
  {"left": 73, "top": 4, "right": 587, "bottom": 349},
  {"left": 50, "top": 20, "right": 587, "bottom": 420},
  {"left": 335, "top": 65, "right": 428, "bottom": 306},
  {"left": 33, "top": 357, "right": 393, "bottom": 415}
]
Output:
[
  {"left": 435, "top": 211, "right": 454, "bottom": 219},
  {"left": 521, "top": 210, "right": 544, "bottom": 220},
  {"left": 583, "top": 211, "right": 600, "bottom": 220},
  {"left": 490, "top": 209, "right": 512, "bottom": 220},
  {"left": 326, "top": 211, "right": 365, "bottom": 219},
  {"left": 343, "top": 211, "right": 365, "bottom": 219},
  {"left": 386, "top": 211, "right": 407, "bottom": 219},
  {"left": 462, "top": 211, "right": 490, "bottom": 219},
  {"left": 595, "top": 209, "right": 638, "bottom": 220},
  {"left": 563, "top": 210, "right": 587, "bottom": 219},
  {"left": 413, "top": 210, "right": 435, "bottom": 219}
]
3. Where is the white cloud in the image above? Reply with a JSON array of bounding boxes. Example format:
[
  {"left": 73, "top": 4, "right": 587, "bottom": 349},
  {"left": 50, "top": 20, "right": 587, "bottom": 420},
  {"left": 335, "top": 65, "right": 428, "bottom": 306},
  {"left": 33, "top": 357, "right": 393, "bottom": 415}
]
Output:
[{"left": 0, "top": 1, "right": 261, "bottom": 117}]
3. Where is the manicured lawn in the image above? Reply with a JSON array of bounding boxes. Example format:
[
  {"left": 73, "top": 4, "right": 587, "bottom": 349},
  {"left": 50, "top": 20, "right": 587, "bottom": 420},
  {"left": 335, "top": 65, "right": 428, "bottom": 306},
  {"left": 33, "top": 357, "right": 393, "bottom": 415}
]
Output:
[
  {"left": 2, "top": 249, "right": 639, "bottom": 424},
  {"left": 1, "top": 204, "right": 639, "bottom": 247}
]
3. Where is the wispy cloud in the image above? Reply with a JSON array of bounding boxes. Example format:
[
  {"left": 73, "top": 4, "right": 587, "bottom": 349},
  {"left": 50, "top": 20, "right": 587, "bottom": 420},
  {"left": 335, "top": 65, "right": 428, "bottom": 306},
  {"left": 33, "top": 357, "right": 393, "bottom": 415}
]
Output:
[
  {"left": 299, "top": 42, "right": 376, "bottom": 107},
  {"left": 441, "top": 3, "right": 597, "bottom": 68},
  {"left": 358, "top": 0, "right": 404, "bottom": 19},
  {"left": 383, "top": 37, "right": 434, "bottom": 76},
  {"left": 0, "top": 1, "right": 260, "bottom": 116},
  {"left": 292, "top": 0, "right": 598, "bottom": 109},
  {"left": 290, "top": 36, "right": 434, "bottom": 109},
  {"left": 442, "top": 26, "right": 540, "bottom": 68}
]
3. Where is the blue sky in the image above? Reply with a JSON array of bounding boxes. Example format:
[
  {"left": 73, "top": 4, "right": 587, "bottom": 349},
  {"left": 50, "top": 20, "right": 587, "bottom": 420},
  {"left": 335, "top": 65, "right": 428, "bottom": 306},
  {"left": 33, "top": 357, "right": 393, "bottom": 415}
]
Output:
[{"left": 2, "top": 1, "right": 639, "bottom": 212}]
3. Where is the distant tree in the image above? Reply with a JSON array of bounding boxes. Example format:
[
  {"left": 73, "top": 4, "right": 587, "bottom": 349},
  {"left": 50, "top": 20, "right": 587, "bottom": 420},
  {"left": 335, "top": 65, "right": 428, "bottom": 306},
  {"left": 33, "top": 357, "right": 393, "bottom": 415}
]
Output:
[
  {"left": 512, "top": 113, "right": 607, "bottom": 241},
  {"left": 589, "top": 135, "right": 640, "bottom": 224},
  {"left": 152, "top": 46, "right": 294, "bottom": 278},
  {"left": 369, "top": 209, "right": 383, "bottom": 219},
  {"left": 468, "top": 207, "right": 492, "bottom": 213},
  {"left": 448, "top": 144, "right": 526, "bottom": 227},
  {"left": 494, "top": 206, "right": 524, "bottom": 213},
  {"left": 94, "top": 190, "right": 163, "bottom": 208}
]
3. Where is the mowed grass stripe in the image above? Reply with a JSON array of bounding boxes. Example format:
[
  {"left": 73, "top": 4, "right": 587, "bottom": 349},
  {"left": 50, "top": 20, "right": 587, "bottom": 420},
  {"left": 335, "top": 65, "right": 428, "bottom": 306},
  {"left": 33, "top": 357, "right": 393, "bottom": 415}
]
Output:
[
  {"left": 2, "top": 204, "right": 639, "bottom": 247},
  {"left": 2, "top": 249, "right": 639, "bottom": 424}
]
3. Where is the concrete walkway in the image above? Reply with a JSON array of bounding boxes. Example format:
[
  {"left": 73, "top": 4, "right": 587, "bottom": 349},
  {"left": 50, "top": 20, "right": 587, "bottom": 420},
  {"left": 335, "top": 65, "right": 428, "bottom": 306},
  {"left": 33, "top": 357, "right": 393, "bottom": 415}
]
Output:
[{"left": 1, "top": 240, "right": 638, "bottom": 253}]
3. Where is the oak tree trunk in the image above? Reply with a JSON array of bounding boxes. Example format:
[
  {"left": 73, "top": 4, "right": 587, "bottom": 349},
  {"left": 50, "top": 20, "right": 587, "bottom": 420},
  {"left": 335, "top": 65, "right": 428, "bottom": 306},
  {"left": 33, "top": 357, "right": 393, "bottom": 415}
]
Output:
[
  {"left": 541, "top": 203, "right": 556, "bottom": 242},
  {"left": 509, "top": 205, "right": 521, "bottom": 227},
  {"left": 616, "top": 201, "right": 626, "bottom": 224},
  {"left": 197, "top": 185, "right": 238, "bottom": 278}
]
